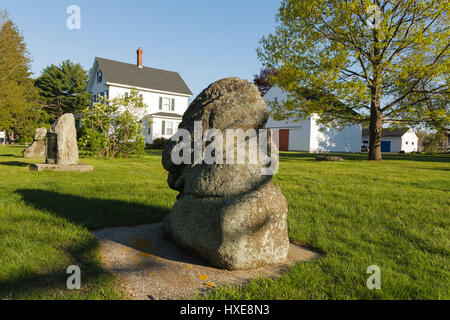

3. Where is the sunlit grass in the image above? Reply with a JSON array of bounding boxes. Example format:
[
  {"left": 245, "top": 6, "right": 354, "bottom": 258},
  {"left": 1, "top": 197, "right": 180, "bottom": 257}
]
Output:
[{"left": 0, "top": 146, "right": 448, "bottom": 299}]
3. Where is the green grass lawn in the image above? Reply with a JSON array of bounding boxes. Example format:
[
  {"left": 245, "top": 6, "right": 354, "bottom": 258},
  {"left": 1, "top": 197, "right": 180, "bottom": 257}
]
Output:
[{"left": 0, "top": 146, "right": 448, "bottom": 299}]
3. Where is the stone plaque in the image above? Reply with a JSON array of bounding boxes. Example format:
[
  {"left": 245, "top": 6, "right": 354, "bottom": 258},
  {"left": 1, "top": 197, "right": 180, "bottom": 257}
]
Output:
[{"left": 46, "top": 132, "right": 58, "bottom": 164}]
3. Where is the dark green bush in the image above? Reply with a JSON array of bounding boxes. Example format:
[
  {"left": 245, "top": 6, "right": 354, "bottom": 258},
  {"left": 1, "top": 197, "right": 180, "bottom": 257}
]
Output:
[{"left": 147, "top": 137, "right": 168, "bottom": 149}]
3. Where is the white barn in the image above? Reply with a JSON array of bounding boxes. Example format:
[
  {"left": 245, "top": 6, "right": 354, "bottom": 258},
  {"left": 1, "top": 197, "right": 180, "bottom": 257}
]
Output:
[
  {"left": 362, "top": 128, "right": 418, "bottom": 153},
  {"left": 86, "top": 49, "right": 192, "bottom": 144},
  {"left": 264, "top": 86, "right": 362, "bottom": 152}
]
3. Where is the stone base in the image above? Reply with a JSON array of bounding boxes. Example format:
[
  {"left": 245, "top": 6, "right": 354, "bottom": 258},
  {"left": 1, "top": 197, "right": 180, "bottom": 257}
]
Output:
[
  {"left": 94, "top": 223, "right": 323, "bottom": 300},
  {"left": 29, "top": 163, "right": 94, "bottom": 172}
]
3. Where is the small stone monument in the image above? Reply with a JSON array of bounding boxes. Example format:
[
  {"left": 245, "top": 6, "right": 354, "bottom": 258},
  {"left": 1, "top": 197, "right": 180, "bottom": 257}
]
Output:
[
  {"left": 30, "top": 113, "right": 93, "bottom": 172},
  {"left": 316, "top": 155, "right": 343, "bottom": 162},
  {"left": 162, "top": 78, "right": 290, "bottom": 270},
  {"left": 23, "top": 128, "right": 47, "bottom": 158}
]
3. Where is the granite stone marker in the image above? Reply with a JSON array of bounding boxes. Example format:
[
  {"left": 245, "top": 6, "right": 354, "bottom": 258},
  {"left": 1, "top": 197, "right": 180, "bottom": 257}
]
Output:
[
  {"left": 162, "top": 78, "right": 290, "bottom": 270},
  {"left": 23, "top": 128, "right": 47, "bottom": 158},
  {"left": 46, "top": 113, "right": 79, "bottom": 165},
  {"left": 30, "top": 113, "right": 93, "bottom": 172}
]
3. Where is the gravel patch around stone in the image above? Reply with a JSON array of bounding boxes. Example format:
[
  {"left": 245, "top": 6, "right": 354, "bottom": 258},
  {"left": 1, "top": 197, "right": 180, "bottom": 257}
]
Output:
[{"left": 94, "top": 223, "right": 322, "bottom": 300}]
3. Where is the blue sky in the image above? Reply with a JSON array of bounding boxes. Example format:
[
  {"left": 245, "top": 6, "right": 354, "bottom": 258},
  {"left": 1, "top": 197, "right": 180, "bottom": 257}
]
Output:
[{"left": 2, "top": 0, "right": 281, "bottom": 97}]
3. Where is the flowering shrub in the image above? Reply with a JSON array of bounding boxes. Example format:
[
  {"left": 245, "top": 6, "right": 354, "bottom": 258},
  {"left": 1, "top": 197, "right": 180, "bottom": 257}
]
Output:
[{"left": 79, "top": 89, "right": 146, "bottom": 157}]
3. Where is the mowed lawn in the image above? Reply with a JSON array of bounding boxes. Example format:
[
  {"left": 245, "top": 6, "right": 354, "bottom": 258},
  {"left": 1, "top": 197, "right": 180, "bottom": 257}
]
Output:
[{"left": 0, "top": 146, "right": 448, "bottom": 299}]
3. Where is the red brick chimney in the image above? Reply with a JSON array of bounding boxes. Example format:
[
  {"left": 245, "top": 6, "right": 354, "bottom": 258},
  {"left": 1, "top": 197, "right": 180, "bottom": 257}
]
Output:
[{"left": 137, "top": 48, "right": 143, "bottom": 68}]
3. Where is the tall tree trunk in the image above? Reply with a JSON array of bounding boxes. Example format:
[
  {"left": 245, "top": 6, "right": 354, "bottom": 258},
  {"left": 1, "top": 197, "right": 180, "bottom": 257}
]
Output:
[
  {"left": 369, "top": 11, "right": 383, "bottom": 161},
  {"left": 369, "top": 86, "right": 383, "bottom": 160}
]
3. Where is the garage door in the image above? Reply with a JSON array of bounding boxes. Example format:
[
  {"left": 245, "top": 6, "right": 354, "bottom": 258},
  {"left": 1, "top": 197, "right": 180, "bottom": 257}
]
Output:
[
  {"left": 279, "top": 129, "right": 289, "bottom": 151},
  {"left": 381, "top": 141, "right": 391, "bottom": 152}
]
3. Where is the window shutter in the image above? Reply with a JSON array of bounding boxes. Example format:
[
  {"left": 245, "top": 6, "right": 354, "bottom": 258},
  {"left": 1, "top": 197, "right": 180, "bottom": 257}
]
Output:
[
  {"left": 171, "top": 98, "right": 175, "bottom": 111},
  {"left": 159, "top": 97, "right": 163, "bottom": 110},
  {"left": 161, "top": 121, "right": 165, "bottom": 135}
]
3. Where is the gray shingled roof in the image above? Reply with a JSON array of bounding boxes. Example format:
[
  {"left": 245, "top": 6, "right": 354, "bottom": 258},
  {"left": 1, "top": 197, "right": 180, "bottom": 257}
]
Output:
[
  {"left": 95, "top": 57, "right": 192, "bottom": 95},
  {"left": 362, "top": 128, "right": 409, "bottom": 137}
]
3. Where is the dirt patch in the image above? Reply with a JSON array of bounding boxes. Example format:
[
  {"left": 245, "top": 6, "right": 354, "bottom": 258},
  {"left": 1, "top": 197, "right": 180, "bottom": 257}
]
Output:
[{"left": 94, "top": 223, "right": 322, "bottom": 300}]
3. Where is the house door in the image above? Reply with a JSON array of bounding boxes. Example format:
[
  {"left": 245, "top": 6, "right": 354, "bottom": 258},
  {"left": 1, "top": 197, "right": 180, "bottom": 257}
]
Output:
[
  {"left": 381, "top": 141, "right": 391, "bottom": 152},
  {"left": 279, "top": 129, "right": 289, "bottom": 151}
]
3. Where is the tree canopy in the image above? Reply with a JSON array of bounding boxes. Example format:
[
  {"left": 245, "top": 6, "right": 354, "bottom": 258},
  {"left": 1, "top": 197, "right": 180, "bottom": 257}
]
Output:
[
  {"left": 35, "top": 59, "right": 90, "bottom": 121},
  {"left": 258, "top": 0, "right": 449, "bottom": 159},
  {"left": 0, "top": 9, "right": 42, "bottom": 142}
]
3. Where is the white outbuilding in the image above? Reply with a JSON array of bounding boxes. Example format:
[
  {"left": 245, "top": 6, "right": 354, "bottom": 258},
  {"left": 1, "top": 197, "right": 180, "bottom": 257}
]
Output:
[
  {"left": 264, "top": 86, "right": 362, "bottom": 152},
  {"left": 362, "top": 128, "right": 418, "bottom": 153}
]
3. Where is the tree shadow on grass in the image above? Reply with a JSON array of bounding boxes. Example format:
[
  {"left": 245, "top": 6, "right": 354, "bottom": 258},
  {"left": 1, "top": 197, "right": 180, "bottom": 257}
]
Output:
[
  {"left": 15, "top": 189, "right": 170, "bottom": 231},
  {"left": 0, "top": 232, "right": 125, "bottom": 299},
  {"left": 0, "top": 189, "right": 172, "bottom": 299},
  {"left": 0, "top": 161, "right": 30, "bottom": 167}
]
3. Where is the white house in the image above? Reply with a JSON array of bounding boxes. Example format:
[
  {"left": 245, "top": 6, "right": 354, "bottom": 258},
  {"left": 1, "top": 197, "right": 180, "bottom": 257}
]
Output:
[
  {"left": 0, "top": 130, "right": 5, "bottom": 144},
  {"left": 264, "top": 86, "right": 362, "bottom": 152},
  {"left": 86, "top": 48, "right": 192, "bottom": 144},
  {"left": 362, "top": 128, "right": 418, "bottom": 153}
]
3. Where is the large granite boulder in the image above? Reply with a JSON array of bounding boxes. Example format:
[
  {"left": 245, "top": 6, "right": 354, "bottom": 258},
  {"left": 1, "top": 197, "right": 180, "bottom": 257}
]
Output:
[
  {"left": 46, "top": 113, "right": 79, "bottom": 165},
  {"left": 162, "top": 78, "right": 290, "bottom": 270},
  {"left": 23, "top": 128, "right": 47, "bottom": 158}
]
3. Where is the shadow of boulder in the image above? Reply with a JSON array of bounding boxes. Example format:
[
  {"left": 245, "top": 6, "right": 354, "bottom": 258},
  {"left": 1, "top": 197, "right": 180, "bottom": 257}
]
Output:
[
  {"left": 15, "top": 189, "right": 170, "bottom": 230},
  {"left": 0, "top": 161, "right": 30, "bottom": 167}
]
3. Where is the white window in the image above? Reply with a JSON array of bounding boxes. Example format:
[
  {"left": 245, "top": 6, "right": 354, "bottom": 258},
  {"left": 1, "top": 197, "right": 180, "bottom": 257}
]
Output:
[
  {"left": 163, "top": 98, "right": 170, "bottom": 111},
  {"left": 159, "top": 97, "right": 175, "bottom": 111},
  {"left": 161, "top": 121, "right": 174, "bottom": 136},
  {"left": 166, "top": 121, "right": 173, "bottom": 136},
  {"left": 97, "top": 70, "right": 102, "bottom": 83}
]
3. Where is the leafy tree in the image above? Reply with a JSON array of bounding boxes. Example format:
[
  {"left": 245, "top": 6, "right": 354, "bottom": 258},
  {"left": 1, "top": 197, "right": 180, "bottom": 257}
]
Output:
[
  {"left": 258, "top": 0, "right": 449, "bottom": 160},
  {"left": 422, "top": 132, "right": 443, "bottom": 154},
  {"left": 0, "top": 9, "right": 42, "bottom": 142},
  {"left": 35, "top": 60, "right": 90, "bottom": 120},
  {"left": 415, "top": 130, "right": 428, "bottom": 151},
  {"left": 79, "top": 89, "right": 146, "bottom": 157},
  {"left": 396, "top": 75, "right": 449, "bottom": 133},
  {"left": 0, "top": 79, "right": 44, "bottom": 143},
  {"left": 253, "top": 68, "right": 277, "bottom": 96},
  {"left": 0, "top": 11, "right": 31, "bottom": 83}
]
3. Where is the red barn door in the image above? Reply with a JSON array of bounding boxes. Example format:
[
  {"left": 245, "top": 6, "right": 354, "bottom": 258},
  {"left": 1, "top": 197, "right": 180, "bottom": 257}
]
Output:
[{"left": 279, "top": 129, "right": 289, "bottom": 151}]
